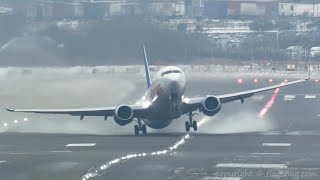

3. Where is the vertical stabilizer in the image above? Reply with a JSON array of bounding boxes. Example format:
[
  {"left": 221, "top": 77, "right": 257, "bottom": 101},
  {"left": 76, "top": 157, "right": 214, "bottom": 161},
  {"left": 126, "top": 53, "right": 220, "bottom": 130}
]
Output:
[{"left": 142, "top": 44, "right": 152, "bottom": 88}]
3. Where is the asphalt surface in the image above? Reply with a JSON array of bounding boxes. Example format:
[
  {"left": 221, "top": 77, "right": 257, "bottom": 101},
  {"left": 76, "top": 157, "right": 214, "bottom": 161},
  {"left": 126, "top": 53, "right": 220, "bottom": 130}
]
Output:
[{"left": 0, "top": 73, "right": 319, "bottom": 180}]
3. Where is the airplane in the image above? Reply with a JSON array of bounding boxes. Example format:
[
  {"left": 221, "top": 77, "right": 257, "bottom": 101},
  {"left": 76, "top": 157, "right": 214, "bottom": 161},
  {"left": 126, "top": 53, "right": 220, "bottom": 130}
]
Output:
[{"left": 4, "top": 45, "right": 309, "bottom": 135}]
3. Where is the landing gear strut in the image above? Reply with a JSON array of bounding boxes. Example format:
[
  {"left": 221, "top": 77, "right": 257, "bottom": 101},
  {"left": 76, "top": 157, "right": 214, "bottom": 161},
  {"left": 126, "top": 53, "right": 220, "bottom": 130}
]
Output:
[
  {"left": 134, "top": 118, "right": 147, "bottom": 136},
  {"left": 185, "top": 112, "right": 198, "bottom": 132}
]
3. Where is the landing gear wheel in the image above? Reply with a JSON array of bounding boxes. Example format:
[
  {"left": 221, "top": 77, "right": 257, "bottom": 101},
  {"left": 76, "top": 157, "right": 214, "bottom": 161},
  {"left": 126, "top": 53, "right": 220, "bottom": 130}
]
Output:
[
  {"left": 134, "top": 125, "right": 139, "bottom": 136},
  {"left": 185, "top": 121, "right": 190, "bottom": 132},
  {"left": 141, "top": 124, "right": 147, "bottom": 135},
  {"left": 192, "top": 121, "right": 198, "bottom": 131}
]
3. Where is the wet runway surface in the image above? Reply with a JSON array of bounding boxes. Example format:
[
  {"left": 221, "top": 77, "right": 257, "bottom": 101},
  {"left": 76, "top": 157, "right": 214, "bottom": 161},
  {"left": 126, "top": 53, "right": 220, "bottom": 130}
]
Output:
[{"left": 0, "top": 74, "right": 320, "bottom": 180}]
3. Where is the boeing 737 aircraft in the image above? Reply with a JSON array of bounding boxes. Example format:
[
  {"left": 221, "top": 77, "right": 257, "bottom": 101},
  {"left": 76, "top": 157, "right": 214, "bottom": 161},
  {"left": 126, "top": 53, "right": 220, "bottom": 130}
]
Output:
[{"left": 4, "top": 45, "right": 309, "bottom": 135}]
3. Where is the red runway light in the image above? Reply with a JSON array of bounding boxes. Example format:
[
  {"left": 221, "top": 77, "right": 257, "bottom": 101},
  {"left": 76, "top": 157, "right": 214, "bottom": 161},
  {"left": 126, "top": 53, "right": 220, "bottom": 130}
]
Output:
[
  {"left": 316, "top": 79, "right": 319, "bottom": 83},
  {"left": 237, "top": 78, "right": 243, "bottom": 84},
  {"left": 254, "top": 78, "right": 258, "bottom": 83},
  {"left": 284, "top": 79, "right": 288, "bottom": 83},
  {"left": 269, "top": 79, "right": 273, "bottom": 83}
]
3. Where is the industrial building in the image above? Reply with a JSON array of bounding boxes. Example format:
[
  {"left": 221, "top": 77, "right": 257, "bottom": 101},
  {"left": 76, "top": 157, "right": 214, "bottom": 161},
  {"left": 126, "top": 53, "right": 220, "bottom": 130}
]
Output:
[
  {"left": 204, "top": 0, "right": 276, "bottom": 18},
  {"left": 26, "top": 2, "right": 85, "bottom": 19},
  {"left": 279, "top": 2, "right": 320, "bottom": 17},
  {"left": 25, "top": 0, "right": 185, "bottom": 20}
]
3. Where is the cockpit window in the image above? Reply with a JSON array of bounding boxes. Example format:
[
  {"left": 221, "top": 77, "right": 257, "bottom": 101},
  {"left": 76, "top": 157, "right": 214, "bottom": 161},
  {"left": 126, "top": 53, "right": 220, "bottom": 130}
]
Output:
[{"left": 161, "top": 70, "right": 182, "bottom": 76}]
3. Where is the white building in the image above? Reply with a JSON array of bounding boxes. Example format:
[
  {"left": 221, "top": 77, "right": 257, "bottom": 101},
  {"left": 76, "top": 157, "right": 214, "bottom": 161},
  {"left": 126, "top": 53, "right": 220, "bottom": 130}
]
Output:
[
  {"left": 279, "top": 3, "right": 320, "bottom": 17},
  {"left": 310, "top": 47, "right": 320, "bottom": 58},
  {"left": 149, "top": 2, "right": 185, "bottom": 17},
  {"left": 0, "top": 7, "right": 13, "bottom": 15}
]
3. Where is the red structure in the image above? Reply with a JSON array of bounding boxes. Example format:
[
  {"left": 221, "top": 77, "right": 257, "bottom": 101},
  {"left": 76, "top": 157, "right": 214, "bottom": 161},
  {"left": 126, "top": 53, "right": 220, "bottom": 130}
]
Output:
[{"left": 227, "top": 0, "right": 276, "bottom": 16}]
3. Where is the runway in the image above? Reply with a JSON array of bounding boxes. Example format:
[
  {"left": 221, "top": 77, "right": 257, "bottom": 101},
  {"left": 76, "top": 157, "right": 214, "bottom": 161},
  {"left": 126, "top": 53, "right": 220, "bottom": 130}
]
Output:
[{"left": 0, "top": 72, "right": 319, "bottom": 180}]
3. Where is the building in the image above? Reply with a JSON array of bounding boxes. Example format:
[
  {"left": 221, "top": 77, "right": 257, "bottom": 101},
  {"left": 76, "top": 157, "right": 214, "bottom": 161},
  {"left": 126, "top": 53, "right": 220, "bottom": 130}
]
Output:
[
  {"left": 26, "top": 2, "right": 84, "bottom": 20},
  {"left": 149, "top": 1, "right": 185, "bottom": 18},
  {"left": 310, "top": 47, "right": 320, "bottom": 58},
  {"left": 0, "top": 6, "right": 13, "bottom": 15},
  {"left": 279, "top": 2, "right": 320, "bottom": 17},
  {"left": 82, "top": 2, "right": 108, "bottom": 19},
  {"left": 204, "top": 1, "right": 228, "bottom": 17},
  {"left": 109, "top": 3, "right": 143, "bottom": 16},
  {"left": 227, "top": 0, "right": 275, "bottom": 16},
  {"left": 203, "top": 0, "right": 276, "bottom": 18},
  {"left": 185, "top": 0, "right": 204, "bottom": 17}
]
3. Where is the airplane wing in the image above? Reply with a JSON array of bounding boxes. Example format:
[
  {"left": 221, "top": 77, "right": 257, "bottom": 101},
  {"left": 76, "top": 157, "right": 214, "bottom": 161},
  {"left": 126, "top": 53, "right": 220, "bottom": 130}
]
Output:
[
  {"left": 4, "top": 102, "right": 149, "bottom": 119},
  {"left": 182, "top": 78, "right": 308, "bottom": 112}
]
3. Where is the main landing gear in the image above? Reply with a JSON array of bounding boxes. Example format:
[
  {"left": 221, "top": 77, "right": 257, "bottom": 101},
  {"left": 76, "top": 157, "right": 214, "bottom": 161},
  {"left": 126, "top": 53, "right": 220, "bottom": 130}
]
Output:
[
  {"left": 134, "top": 118, "right": 147, "bottom": 136},
  {"left": 185, "top": 112, "right": 198, "bottom": 132}
]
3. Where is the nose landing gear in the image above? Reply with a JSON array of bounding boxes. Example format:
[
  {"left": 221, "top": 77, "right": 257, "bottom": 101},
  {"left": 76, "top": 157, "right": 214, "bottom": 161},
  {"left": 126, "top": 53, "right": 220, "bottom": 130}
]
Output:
[
  {"left": 185, "top": 112, "right": 198, "bottom": 132},
  {"left": 134, "top": 118, "right": 147, "bottom": 136}
]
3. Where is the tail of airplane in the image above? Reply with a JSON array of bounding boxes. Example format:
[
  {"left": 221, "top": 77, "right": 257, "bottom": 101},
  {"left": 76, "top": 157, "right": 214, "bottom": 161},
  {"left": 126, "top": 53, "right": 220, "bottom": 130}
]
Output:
[{"left": 142, "top": 44, "right": 152, "bottom": 88}]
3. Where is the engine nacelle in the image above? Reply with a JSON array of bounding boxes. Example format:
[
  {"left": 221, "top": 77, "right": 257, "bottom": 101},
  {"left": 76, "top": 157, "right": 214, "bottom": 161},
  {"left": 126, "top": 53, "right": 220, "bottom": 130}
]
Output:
[
  {"left": 113, "top": 105, "right": 134, "bottom": 126},
  {"left": 200, "top": 96, "right": 221, "bottom": 116}
]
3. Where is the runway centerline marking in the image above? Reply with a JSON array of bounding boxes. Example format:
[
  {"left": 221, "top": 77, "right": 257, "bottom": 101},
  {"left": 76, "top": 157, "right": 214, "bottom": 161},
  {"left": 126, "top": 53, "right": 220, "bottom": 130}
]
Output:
[
  {"left": 215, "top": 163, "right": 288, "bottom": 169},
  {"left": 49, "top": 150, "right": 72, "bottom": 153},
  {"left": 82, "top": 117, "right": 212, "bottom": 180},
  {"left": 66, "top": 143, "right": 96, "bottom": 147},
  {"left": 305, "top": 95, "right": 316, "bottom": 99},
  {"left": 284, "top": 95, "right": 296, "bottom": 99},
  {"left": 262, "top": 143, "right": 291, "bottom": 147},
  {"left": 284, "top": 98, "right": 294, "bottom": 101},
  {"left": 251, "top": 153, "right": 281, "bottom": 155},
  {"left": 0, "top": 161, "right": 6, "bottom": 163}
]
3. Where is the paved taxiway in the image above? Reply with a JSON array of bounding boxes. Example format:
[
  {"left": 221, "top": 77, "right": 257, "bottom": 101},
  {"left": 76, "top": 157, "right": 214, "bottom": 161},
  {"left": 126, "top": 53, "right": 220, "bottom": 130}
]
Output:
[{"left": 0, "top": 74, "right": 320, "bottom": 180}]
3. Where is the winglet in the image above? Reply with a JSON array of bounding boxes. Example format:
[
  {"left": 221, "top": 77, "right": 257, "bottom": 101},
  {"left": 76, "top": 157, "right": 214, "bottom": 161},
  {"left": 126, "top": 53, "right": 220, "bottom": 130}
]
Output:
[
  {"left": 142, "top": 43, "right": 152, "bottom": 88},
  {"left": 2, "top": 98, "right": 14, "bottom": 112}
]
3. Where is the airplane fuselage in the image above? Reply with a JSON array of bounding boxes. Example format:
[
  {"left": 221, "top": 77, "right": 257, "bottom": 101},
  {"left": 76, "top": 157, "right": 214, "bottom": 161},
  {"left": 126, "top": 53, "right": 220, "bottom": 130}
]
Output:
[{"left": 143, "top": 66, "right": 186, "bottom": 129}]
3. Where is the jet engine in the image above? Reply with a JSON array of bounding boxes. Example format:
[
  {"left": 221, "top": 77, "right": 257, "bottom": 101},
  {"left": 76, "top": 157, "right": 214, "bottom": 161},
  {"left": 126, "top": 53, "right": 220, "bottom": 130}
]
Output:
[
  {"left": 200, "top": 96, "right": 221, "bottom": 116},
  {"left": 113, "top": 105, "right": 134, "bottom": 126}
]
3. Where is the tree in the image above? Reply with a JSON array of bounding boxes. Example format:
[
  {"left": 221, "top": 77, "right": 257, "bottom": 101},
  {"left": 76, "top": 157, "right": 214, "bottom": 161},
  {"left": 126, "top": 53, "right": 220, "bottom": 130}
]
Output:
[
  {"left": 308, "top": 19, "right": 320, "bottom": 30},
  {"left": 274, "top": 20, "right": 293, "bottom": 30},
  {"left": 249, "top": 19, "right": 274, "bottom": 32}
]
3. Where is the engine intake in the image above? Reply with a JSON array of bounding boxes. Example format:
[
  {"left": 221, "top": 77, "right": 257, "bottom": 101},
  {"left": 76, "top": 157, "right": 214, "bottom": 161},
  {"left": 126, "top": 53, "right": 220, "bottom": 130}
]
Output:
[
  {"left": 200, "top": 96, "right": 221, "bottom": 116},
  {"left": 114, "top": 105, "right": 134, "bottom": 126}
]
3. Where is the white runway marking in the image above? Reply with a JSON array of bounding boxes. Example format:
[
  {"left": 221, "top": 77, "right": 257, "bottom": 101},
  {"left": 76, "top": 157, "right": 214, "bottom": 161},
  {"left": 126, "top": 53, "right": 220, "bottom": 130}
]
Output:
[
  {"left": 284, "top": 98, "right": 294, "bottom": 101},
  {"left": 238, "top": 155, "right": 272, "bottom": 158},
  {"left": 66, "top": 143, "right": 96, "bottom": 147},
  {"left": 82, "top": 117, "right": 212, "bottom": 179},
  {"left": 82, "top": 134, "right": 191, "bottom": 179},
  {"left": 251, "top": 153, "right": 281, "bottom": 155},
  {"left": 49, "top": 150, "right": 72, "bottom": 153},
  {"left": 259, "top": 131, "right": 282, "bottom": 135},
  {"left": 262, "top": 143, "right": 291, "bottom": 147},
  {"left": 283, "top": 95, "right": 296, "bottom": 100},
  {"left": 305, "top": 95, "right": 317, "bottom": 99},
  {"left": 0, "top": 161, "right": 6, "bottom": 163},
  {"left": 252, "top": 95, "right": 264, "bottom": 101},
  {"left": 215, "top": 163, "right": 288, "bottom": 169}
]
